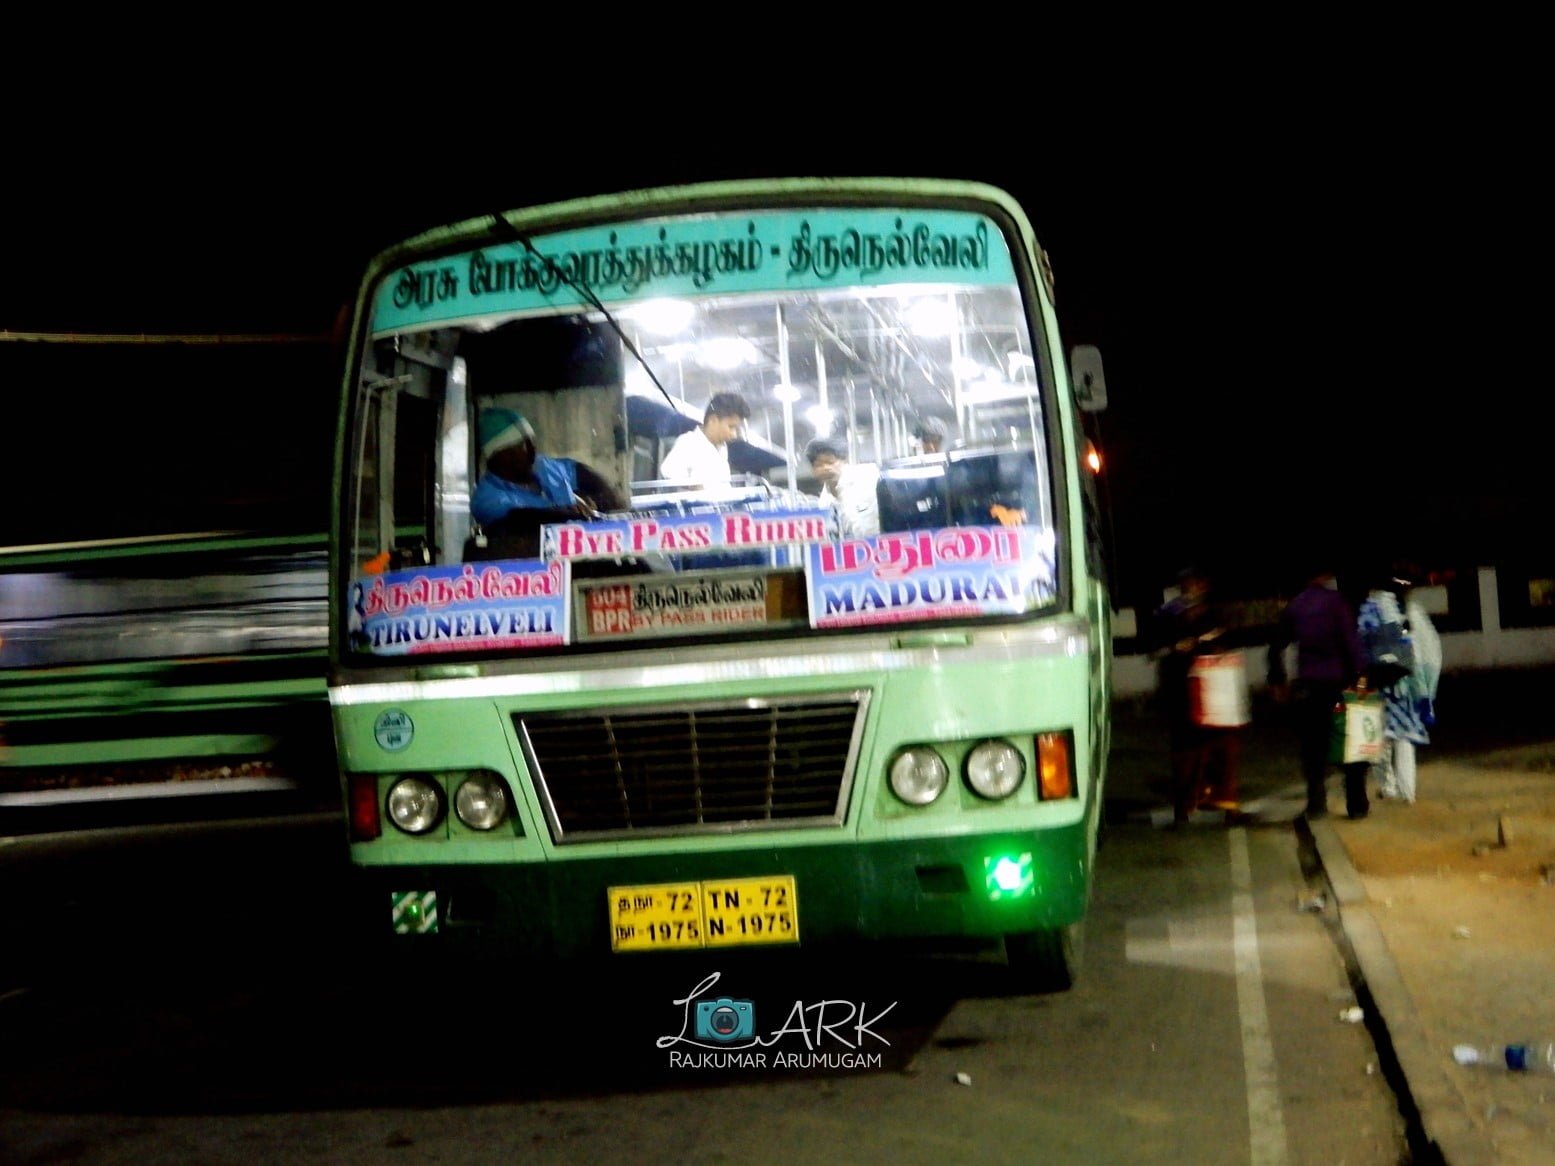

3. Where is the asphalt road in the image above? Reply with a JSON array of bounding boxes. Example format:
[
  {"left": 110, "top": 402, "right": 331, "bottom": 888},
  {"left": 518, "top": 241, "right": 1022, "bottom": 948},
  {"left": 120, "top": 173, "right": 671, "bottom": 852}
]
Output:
[
  {"left": 0, "top": 829, "right": 1408, "bottom": 1166},
  {"left": 0, "top": 697, "right": 1419, "bottom": 1166}
]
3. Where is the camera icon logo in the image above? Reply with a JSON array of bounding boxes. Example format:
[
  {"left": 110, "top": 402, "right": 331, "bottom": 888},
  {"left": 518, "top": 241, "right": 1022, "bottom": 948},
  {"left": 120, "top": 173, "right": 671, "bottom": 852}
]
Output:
[{"left": 694, "top": 997, "right": 755, "bottom": 1042}]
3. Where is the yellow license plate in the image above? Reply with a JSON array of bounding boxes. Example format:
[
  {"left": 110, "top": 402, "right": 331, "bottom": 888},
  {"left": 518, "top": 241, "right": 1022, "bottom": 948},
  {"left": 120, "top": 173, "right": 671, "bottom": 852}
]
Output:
[{"left": 608, "top": 875, "right": 799, "bottom": 953}]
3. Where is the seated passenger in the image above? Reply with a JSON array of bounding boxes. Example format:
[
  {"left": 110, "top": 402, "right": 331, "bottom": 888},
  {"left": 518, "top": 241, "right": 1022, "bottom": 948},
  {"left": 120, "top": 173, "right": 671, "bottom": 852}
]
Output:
[
  {"left": 470, "top": 408, "right": 624, "bottom": 556},
  {"left": 658, "top": 391, "right": 752, "bottom": 489},
  {"left": 913, "top": 415, "right": 952, "bottom": 455},
  {"left": 804, "top": 437, "right": 880, "bottom": 539}
]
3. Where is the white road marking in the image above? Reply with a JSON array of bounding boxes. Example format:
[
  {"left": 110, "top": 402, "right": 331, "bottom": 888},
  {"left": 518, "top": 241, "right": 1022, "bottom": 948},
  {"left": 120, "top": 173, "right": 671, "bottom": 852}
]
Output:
[{"left": 1230, "top": 827, "right": 1290, "bottom": 1166}]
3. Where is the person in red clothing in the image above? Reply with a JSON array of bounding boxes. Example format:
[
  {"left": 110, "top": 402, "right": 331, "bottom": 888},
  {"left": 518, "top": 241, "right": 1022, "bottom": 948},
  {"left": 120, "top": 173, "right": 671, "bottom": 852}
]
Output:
[
  {"left": 1267, "top": 563, "right": 1371, "bottom": 820},
  {"left": 1149, "top": 567, "right": 1244, "bottom": 823}
]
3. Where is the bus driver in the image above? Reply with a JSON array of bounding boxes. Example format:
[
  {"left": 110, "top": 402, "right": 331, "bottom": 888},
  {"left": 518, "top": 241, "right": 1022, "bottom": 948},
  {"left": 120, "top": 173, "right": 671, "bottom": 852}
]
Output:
[{"left": 470, "top": 408, "right": 624, "bottom": 555}]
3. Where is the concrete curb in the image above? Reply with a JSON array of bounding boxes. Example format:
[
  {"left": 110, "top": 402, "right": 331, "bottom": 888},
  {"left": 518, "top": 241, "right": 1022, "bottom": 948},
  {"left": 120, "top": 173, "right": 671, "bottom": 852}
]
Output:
[{"left": 1304, "top": 819, "right": 1496, "bottom": 1166}]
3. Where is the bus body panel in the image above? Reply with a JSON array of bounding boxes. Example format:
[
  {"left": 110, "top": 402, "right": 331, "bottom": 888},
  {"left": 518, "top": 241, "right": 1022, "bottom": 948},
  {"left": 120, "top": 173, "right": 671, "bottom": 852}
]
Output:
[{"left": 334, "top": 633, "right": 1096, "bottom": 958}]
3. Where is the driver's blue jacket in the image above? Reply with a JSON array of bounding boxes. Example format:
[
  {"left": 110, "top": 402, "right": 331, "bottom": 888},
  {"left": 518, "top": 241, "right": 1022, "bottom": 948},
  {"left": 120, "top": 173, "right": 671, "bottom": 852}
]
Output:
[{"left": 471, "top": 456, "right": 580, "bottom": 526}]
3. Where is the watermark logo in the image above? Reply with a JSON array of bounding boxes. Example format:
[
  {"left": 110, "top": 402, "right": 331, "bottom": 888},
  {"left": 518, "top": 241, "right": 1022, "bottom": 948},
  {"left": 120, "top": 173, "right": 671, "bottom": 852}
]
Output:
[
  {"left": 658, "top": 972, "right": 896, "bottom": 1070},
  {"left": 695, "top": 997, "right": 755, "bottom": 1042}
]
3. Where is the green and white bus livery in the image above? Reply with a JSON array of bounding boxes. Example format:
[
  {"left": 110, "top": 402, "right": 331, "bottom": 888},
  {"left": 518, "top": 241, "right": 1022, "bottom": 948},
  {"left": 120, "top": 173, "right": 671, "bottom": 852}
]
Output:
[{"left": 331, "top": 178, "right": 1111, "bottom": 989}]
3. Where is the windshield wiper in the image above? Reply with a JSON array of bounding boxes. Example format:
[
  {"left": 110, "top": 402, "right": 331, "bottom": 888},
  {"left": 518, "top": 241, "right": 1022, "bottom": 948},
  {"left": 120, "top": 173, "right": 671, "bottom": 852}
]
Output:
[{"left": 487, "top": 214, "right": 679, "bottom": 412}]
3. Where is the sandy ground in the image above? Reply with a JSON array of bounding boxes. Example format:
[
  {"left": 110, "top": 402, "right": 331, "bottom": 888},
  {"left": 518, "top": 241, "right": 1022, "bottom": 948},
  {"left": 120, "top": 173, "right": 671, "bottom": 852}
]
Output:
[
  {"left": 1114, "top": 665, "right": 1555, "bottom": 1163},
  {"left": 1331, "top": 743, "right": 1555, "bottom": 1165}
]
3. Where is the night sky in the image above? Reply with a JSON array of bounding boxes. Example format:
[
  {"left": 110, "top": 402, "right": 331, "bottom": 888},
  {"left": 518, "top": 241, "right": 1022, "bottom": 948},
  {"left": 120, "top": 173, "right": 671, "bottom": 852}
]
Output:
[{"left": 2, "top": 132, "right": 1540, "bottom": 611}]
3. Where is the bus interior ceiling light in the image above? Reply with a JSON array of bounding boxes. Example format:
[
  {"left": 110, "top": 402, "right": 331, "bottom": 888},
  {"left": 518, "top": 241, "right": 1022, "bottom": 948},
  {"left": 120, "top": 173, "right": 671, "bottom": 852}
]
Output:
[
  {"left": 903, "top": 297, "right": 956, "bottom": 336},
  {"left": 624, "top": 298, "right": 695, "bottom": 333},
  {"left": 624, "top": 365, "right": 660, "bottom": 397},
  {"left": 697, "top": 337, "right": 760, "bottom": 369}
]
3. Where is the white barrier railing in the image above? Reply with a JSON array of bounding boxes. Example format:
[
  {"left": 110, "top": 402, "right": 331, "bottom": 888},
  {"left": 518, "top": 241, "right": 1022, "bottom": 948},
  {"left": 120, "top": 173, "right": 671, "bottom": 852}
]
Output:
[{"left": 1111, "top": 566, "right": 1555, "bottom": 699}]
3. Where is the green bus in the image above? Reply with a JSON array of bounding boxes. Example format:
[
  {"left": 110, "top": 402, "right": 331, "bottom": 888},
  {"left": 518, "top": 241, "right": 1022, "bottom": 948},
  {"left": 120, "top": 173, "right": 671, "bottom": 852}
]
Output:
[
  {"left": 0, "top": 531, "right": 333, "bottom": 833},
  {"left": 331, "top": 178, "right": 1111, "bottom": 989}
]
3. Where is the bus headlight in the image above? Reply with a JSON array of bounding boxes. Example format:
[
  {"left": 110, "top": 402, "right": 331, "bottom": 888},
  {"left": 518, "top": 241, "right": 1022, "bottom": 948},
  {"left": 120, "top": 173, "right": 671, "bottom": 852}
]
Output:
[
  {"left": 454, "top": 772, "right": 509, "bottom": 831},
  {"left": 964, "top": 740, "right": 1025, "bottom": 800},
  {"left": 889, "top": 748, "right": 950, "bottom": 806},
  {"left": 386, "top": 775, "right": 445, "bottom": 834}
]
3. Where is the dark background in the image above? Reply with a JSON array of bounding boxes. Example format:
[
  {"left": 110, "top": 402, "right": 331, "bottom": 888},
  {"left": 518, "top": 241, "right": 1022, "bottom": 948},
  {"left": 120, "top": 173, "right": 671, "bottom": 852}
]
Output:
[{"left": 1, "top": 126, "right": 1541, "bottom": 614}]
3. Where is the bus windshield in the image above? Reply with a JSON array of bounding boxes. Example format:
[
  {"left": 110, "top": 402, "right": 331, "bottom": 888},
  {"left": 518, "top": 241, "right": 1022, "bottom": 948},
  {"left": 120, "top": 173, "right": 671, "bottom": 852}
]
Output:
[{"left": 344, "top": 201, "right": 1062, "bottom": 659}]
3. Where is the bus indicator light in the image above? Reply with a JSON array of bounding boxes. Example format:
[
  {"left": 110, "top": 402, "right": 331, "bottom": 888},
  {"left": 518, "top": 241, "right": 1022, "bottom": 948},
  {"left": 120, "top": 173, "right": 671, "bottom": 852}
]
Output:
[
  {"left": 1037, "top": 732, "right": 1074, "bottom": 800},
  {"left": 349, "top": 774, "right": 381, "bottom": 840}
]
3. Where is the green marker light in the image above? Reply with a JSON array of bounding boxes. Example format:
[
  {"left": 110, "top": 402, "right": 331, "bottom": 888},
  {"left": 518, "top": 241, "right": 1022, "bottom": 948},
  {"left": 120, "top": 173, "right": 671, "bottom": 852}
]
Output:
[{"left": 985, "top": 852, "right": 1035, "bottom": 899}]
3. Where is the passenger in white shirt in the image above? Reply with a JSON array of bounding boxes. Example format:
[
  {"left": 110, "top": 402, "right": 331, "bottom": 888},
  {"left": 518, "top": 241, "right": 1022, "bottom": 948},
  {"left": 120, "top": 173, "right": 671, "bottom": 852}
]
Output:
[
  {"left": 805, "top": 437, "right": 880, "bottom": 538},
  {"left": 659, "top": 392, "right": 752, "bottom": 489}
]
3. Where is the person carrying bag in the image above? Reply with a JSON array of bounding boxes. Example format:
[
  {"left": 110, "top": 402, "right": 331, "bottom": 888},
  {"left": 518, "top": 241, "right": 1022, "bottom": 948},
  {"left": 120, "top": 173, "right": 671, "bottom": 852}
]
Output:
[
  {"left": 1267, "top": 563, "right": 1372, "bottom": 820},
  {"left": 1330, "top": 682, "right": 1386, "bottom": 765},
  {"left": 1150, "top": 567, "right": 1247, "bottom": 824},
  {"left": 1359, "top": 564, "right": 1439, "bottom": 803}
]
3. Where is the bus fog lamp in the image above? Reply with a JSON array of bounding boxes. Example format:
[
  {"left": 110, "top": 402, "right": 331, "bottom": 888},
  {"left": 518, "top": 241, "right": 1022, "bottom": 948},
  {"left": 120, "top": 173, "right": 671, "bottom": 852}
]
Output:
[
  {"left": 985, "top": 852, "right": 1035, "bottom": 899},
  {"left": 454, "top": 772, "right": 509, "bottom": 830},
  {"left": 965, "top": 740, "right": 1025, "bottom": 799},
  {"left": 889, "top": 748, "right": 949, "bottom": 805},
  {"left": 386, "top": 776, "right": 445, "bottom": 834}
]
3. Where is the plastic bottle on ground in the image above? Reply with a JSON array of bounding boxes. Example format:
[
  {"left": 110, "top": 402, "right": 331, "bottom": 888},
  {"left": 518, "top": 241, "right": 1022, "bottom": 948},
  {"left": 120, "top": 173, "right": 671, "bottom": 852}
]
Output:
[{"left": 1452, "top": 1042, "right": 1555, "bottom": 1073}]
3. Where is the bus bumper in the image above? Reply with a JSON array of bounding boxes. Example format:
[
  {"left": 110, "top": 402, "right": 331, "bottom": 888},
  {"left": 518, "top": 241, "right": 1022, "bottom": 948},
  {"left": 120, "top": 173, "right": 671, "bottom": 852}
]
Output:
[{"left": 347, "top": 823, "right": 1092, "bottom": 961}]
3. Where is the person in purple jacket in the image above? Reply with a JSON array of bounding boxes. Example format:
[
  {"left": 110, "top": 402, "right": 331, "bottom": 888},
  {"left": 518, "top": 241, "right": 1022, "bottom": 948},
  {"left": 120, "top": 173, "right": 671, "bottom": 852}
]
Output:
[{"left": 1267, "top": 563, "right": 1371, "bottom": 820}]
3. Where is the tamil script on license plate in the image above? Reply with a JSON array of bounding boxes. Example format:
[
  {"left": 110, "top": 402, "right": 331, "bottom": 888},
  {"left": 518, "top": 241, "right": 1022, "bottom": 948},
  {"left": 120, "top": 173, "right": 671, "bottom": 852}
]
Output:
[{"left": 607, "top": 875, "right": 799, "bottom": 953}]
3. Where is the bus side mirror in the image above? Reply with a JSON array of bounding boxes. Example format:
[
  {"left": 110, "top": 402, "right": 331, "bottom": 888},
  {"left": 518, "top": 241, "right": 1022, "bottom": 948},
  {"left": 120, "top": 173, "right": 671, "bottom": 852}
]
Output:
[{"left": 1070, "top": 345, "right": 1107, "bottom": 413}]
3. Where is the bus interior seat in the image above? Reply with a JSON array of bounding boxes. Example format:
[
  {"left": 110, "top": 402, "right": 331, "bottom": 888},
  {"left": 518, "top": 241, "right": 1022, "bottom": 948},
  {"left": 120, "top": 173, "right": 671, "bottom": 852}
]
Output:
[
  {"left": 876, "top": 460, "right": 950, "bottom": 532},
  {"left": 946, "top": 447, "right": 1040, "bottom": 527},
  {"left": 876, "top": 448, "right": 1042, "bottom": 532}
]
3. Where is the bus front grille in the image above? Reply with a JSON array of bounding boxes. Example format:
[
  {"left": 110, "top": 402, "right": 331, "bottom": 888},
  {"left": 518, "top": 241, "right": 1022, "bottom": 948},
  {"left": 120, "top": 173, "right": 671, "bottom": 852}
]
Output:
[{"left": 516, "top": 692, "right": 868, "bottom": 842}]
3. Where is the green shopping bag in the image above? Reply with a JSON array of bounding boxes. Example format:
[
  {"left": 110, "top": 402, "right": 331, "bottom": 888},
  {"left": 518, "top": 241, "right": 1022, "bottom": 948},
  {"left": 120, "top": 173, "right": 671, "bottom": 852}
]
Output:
[{"left": 1330, "top": 688, "right": 1385, "bottom": 764}]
